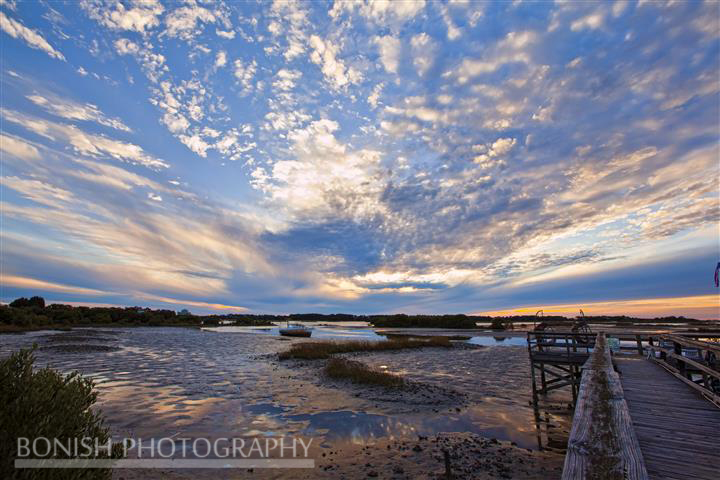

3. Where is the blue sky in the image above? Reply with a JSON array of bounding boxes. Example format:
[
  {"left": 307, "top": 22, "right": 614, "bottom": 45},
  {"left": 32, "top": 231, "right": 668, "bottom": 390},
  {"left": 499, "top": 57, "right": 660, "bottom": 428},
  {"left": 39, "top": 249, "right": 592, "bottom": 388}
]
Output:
[{"left": 1, "top": 0, "right": 718, "bottom": 318}]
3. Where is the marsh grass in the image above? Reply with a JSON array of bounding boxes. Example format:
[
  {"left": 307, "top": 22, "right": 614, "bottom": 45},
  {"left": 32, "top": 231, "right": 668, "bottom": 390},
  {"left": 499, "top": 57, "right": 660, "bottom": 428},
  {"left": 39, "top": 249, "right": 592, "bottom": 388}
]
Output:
[
  {"left": 278, "top": 336, "right": 452, "bottom": 360},
  {"left": 324, "top": 358, "right": 405, "bottom": 388}
]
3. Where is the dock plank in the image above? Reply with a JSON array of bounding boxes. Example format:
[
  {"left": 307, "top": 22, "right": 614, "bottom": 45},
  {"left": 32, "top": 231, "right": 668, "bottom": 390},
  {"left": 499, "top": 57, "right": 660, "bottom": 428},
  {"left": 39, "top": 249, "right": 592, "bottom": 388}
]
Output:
[{"left": 615, "top": 357, "right": 720, "bottom": 480}]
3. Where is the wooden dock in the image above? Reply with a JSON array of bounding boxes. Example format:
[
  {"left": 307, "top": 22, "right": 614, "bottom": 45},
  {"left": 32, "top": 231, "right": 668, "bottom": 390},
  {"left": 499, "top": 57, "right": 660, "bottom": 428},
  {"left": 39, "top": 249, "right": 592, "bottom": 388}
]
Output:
[
  {"left": 615, "top": 356, "right": 720, "bottom": 479},
  {"left": 529, "top": 332, "right": 720, "bottom": 479}
]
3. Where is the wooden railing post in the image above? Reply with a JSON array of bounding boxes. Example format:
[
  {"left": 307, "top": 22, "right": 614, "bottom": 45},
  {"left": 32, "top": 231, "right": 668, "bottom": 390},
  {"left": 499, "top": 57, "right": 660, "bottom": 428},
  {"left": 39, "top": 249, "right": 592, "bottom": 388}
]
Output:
[
  {"left": 562, "top": 333, "right": 648, "bottom": 480},
  {"left": 674, "top": 340, "right": 687, "bottom": 378}
]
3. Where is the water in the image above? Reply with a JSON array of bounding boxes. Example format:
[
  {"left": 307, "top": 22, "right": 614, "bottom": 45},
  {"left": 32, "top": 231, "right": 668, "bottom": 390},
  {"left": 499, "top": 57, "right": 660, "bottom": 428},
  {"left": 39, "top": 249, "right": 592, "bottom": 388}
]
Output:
[
  {"left": 207, "top": 324, "right": 386, "bottom": 341},
  {"left": 0, "top": 327, "right": 570, "bottom": 455}
]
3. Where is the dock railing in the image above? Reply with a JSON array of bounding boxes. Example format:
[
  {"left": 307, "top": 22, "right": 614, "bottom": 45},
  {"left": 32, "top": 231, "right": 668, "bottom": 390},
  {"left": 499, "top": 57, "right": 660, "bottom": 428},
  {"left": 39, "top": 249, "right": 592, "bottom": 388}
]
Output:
[
  {"left": 527, "top": 332, "right": 595, "bottom": 402},
  {"left": 562, "top": 332, "right": 648, "bottom": 480},
  {"left": 645, "top": 334, "right": 720, "bottom": 407}
]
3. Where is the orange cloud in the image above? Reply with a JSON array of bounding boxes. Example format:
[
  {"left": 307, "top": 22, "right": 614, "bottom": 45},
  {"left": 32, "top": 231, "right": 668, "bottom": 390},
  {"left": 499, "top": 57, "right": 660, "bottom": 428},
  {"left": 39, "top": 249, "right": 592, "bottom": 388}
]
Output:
[{"left": 475, "top": 295, "right": 720, "bottom": 320}]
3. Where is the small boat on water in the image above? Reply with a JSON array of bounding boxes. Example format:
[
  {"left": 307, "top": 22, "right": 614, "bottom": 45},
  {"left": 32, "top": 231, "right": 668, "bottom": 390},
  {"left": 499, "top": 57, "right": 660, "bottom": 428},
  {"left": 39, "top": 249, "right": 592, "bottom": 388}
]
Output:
[{"left": 279, "top": 323, "right": 313, "bottom": 337}]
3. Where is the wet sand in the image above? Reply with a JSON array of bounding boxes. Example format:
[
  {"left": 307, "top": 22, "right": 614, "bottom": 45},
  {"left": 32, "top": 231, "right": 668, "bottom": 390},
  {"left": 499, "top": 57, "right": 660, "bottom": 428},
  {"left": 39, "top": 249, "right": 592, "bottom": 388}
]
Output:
[{"left": 0, "top": 327, "right": 571, "bottom": 479}]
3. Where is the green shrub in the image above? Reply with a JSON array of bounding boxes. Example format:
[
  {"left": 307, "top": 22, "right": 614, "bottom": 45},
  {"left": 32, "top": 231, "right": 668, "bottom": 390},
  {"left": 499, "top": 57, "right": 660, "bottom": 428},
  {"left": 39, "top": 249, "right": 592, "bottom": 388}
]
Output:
[{"left": 0, "top": 346, "right": 121, "bottom": 479}]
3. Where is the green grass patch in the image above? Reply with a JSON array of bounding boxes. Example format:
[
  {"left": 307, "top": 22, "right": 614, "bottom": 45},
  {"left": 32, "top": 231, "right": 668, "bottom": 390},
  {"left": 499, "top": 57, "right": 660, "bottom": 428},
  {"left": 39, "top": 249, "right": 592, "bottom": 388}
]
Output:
[
  {"left": 278, "top": 336, "right": 452, "bottom": 360},
  {"left": 324, "top": 358, "right": 404, "bottom": 388}
]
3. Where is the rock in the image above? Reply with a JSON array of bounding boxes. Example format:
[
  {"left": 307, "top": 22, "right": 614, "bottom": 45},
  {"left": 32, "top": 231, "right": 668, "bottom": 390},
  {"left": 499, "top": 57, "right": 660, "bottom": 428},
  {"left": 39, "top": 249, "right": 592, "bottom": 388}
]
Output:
[{"left": 367, "top": 470, "right": 379, "bottom": 477}]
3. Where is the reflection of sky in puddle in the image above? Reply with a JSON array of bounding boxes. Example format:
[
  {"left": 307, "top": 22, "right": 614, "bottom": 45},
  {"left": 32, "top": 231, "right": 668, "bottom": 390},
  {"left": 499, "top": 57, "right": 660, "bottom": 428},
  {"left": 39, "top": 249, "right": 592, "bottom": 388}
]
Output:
[
  {"left": 244, "top": 400, "right": 545, "bottom": 450},
  {"left": 467, "top": 335, "right": 527, "bottom": 346}
]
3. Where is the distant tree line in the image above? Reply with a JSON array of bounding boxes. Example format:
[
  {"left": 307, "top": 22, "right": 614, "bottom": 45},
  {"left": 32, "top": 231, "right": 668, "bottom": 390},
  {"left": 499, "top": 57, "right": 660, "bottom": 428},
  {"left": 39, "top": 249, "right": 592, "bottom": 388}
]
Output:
[
  {"left": 0, "top": 297, "right": 709, "bottom": 332},
  {"left": 0, "top": 297, "right": 274, "bottom": 331}
]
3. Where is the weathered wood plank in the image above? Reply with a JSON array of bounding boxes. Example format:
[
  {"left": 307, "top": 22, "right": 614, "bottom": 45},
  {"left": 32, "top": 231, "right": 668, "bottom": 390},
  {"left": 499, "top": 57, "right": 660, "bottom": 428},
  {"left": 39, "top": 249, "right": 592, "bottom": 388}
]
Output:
[
  {"left": 662, "top": 334, "right": 720, "bottom": 353},
  {"left": 562, "top": 333, "right": 648, "bottom": 480},
  {"left": 615, "top": 357, "right": 720, "bottom": 480}
]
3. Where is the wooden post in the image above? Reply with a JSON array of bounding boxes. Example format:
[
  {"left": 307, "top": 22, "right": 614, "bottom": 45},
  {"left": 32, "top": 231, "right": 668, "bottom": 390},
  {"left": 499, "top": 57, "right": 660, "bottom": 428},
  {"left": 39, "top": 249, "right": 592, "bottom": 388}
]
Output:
[
  {"left": 530, "top": 359, "right": 538, "bottom": 405},
  {"left": 635, "top": 335, "right": 643, "bottom": 356},
  {"left": 674, "top": 341, "right": 687, "bottom": 378},
  {"left": 540, "top": 363, "right": 547, "bottom": 394}
]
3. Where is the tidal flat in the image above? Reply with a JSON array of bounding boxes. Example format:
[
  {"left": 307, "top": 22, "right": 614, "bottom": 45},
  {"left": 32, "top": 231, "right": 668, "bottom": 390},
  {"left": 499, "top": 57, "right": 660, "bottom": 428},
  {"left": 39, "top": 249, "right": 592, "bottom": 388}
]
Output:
[{"left": 0, "top": 326, "right": 572, "bottom": 479}]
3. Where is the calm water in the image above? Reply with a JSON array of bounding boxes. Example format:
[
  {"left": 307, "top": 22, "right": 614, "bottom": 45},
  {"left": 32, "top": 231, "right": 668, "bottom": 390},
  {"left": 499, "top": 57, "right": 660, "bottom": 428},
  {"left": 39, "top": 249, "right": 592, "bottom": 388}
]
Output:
[{"left": 0, "top": 327, "right": 569, "bottom": 453}]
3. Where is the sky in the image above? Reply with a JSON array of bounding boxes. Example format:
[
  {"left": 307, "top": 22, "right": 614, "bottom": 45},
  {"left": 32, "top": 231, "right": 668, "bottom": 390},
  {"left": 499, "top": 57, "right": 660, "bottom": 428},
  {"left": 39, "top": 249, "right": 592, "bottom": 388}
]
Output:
[{"left": 0, "top": 0, "right": 719, "bottom": 318}]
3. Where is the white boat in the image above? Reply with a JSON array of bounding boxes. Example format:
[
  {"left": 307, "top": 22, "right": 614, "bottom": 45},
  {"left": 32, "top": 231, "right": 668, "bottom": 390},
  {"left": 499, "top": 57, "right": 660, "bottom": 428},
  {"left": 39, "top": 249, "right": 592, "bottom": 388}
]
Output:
[{"left": 279, "top": 323, "right": 313, "bottom": 337}]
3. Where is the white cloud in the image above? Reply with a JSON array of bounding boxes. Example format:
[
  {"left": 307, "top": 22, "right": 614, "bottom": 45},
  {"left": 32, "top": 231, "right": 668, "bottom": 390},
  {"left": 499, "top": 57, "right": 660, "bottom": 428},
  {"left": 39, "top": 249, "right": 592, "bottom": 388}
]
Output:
[
  {"left": 374, "top": 35, "right": 401, "bottom": 74},
  {"left": 164, "top": 3, "right": 216, "bottom": 39},
  {"left": 215, "top": 50, "right": 227, "bottom": 68},
  {"left": 331, "top": 0, "right": 426, "bottom": 25},
  {"left": 0, "top": 11, "right": 65, "bottom": 60},
  {"left": 472, "top": 137, "right": 516, "bottom": 168},
  {"left": 179, "top": 134, "right": 211, "bottom": 157},
  {"left": 26, "top": 94, "right": 132, "bottom": 132},
  {"left": 448, "top": 31, "right": 535, "bottom": 83},
  {"left": 2, "top": 109, "right": 168, "bottom": 170},
  {"left": 216, "top": 29, "right": 235, "bottom": 39},
  {"left": 80, "top": 0, "right": 164, "bottom": 33},
  {"left": 571, "top": 12, "right": 605, "bottom": 31},
  {"left": 410, "top": 33, "right": 436, "bottom": 76},
  {"left": 253, "top": 119, "right": 384, "bottom": 221},
  {"left": 368, "top": 83, "right": 384, "bottom": 109},
  {"left": 0, "top": 133, "right": 40, "bottom": 161},
  {"left": 612, "top": 1, "right": 628, "bottom": 17},
  {"left": 269, "top": 0, "right": 310, "bottom": 60},
  {"left": 438, "top": 4, "right": 461, "bottom": 40},
  {"left": 272, "top": 69, "right": 302, "bottom": 91},
  {"left": 114, "top": 38, "right": 167, "bottom": 83},
  {"left": 309, "top": 35, "right": 361, "bottom": 90},
  {"left": 234, "top": 59, "right": 257, "bottom": 95}
]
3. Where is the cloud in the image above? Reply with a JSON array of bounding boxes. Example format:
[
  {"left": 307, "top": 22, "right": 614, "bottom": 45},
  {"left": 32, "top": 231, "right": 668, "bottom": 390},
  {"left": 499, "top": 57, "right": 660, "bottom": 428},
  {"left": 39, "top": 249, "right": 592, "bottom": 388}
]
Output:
[
  {"left": 216, "top": 29, "right": 235, "bottom": 39},
  {"left": 164, "top": 2, "right": 216, "bottom": 39},
  {"left": 472, "top": 137, "right": 516, "bottom": 168},
  {"left": 1, "top": 274, "right": 110, "bottom": 296},
  {"left": 0, "top": 133, "right": 40, "bottom": 160},
  {"left": 0, "top": 11, "right": 65, "bottom": 60},
  {"left": 80, "top": 0, "right": 164, "bottom": 33},
  {"left": 2, "top": 109, "right": 168, "bottom": 170},
  {"left": 374, "top": 35, "right": 401, "bottom": 74},
  {"left": 179, "top": 134, "right": 211, "bottom": 157},
  {"left": 252, "top": 119, "right": 384, "bottom": 221},
  {"left": 571, "top": 11, "right": 605, "bottom": 31},
  {"left": 269, "top": 0, "right": 310, "bottom": 60},
  {"left": 215, "top": 50, "right": 227, "bottom": 68},
  {"left": 477, "top": 295, "right": 720, "bottom": 320},
  {"left": 272, "top": 69, "right": 302, "bottom": 91},
  {"left": 114, "top": 38, "right": 168, "bottom": 83},
  {"left": 331, "top": 0, "right": 426, "bottom": 25},
  {"left": 4, "top": 0, "right": 718, "bottom": 315},
  {"left": 309, "top": 35, "right": 361, "bottom": 90},
  {"left": 410, "top": 33, "right": 436, "bottom": 76},
  {"left": 438, "top": 3, "right": 461, "bottom": 40},
  {"left": 233, "top": 59, "right": 257, "bottom": 95},
  {"left": 26, "top": 93, "right": 132, "bottom": 132}
]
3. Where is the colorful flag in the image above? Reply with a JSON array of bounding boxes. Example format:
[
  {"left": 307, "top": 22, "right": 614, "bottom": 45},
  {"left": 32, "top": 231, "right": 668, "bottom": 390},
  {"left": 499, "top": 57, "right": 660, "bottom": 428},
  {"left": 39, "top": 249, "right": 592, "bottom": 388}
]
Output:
[{"left": 715, "top": 262, "right": 720, "bottom": 288}]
